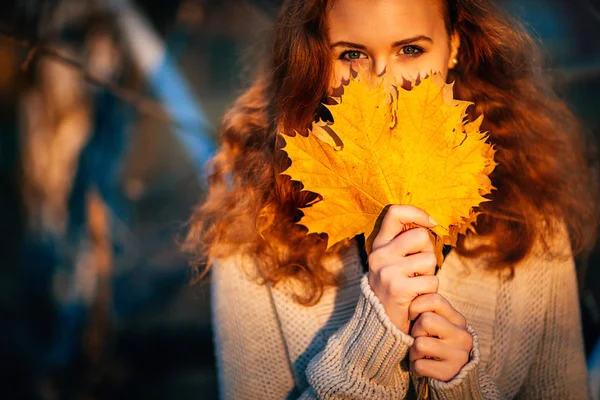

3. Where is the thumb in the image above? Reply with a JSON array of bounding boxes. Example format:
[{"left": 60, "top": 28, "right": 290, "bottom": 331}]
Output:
[{"left": 367, "top": 204, "right": 437, "bottom": 253}]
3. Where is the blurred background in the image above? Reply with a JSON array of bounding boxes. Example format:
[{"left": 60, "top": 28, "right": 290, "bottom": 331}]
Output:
[{"left": 0, "top": 0, "right": 599, "bottom": 399}]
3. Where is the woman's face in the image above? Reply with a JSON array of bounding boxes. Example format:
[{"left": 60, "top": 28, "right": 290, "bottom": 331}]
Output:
[{"left": 327, "top": 0, "right": 459, "bottom": 91}]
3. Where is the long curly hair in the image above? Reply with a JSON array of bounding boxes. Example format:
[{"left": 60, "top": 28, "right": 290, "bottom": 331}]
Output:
[{"left": 183, "top": 0, "right": 599, "bottom": 305}]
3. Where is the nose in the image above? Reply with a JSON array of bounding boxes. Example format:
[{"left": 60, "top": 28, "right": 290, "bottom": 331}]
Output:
[{"left": 372, "top": 59, "right": 387, "bottom": 77}]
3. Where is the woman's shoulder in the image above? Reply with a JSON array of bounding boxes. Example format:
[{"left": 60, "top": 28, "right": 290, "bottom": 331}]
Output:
[
  {"left": 511, "top": 219, "right": 575, "bottom": 280},
  {"left": 210, "top": 238, "right": 364, "bottom": 298},
  {"left": 439, "top": 219, "right": 576, "bottom": 313},
  {"left": 451, "top": 219, "right": 573, "bottom": 274}
]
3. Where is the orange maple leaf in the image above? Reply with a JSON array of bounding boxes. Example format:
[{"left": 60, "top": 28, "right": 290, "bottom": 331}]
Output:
[{"left": 280, "top": 73, "right": 496, "bottom": 261}]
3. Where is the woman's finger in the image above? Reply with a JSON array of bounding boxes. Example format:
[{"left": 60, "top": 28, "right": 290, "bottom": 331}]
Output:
[
  {"left": 372, "top": 205, "right": 437, "bottom": 251},
  {"left": 409, "top": 336, "right": 468, "bottom": 363},
  {"left": 369, "top": 251, "right": 437, "bottom": 276},
  {"left": 387, "top": 227, "right": 435, "bottom": 256},
  {"left": 412, "top": 358, "right": 464, "bottom": 382},
  {"left": 376, "top": 268, "right": 439, "bottom": 299},
  {"left": 409, "top": 293, "right": 467, "bottom": 328},
  {"left": 411, "top": 311, "right": 457, "bottom": 339}
]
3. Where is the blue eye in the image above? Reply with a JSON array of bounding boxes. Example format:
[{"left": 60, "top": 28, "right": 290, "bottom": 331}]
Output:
[
  {"left": 400, "top": 45, "right": 423, "bottom": 57},
  {"left": 340, "top": 50, "right": 367, "bottom": 61}
]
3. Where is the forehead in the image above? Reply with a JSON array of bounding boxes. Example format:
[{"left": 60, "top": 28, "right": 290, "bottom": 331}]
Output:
[{"left": 327, "top": 0, "right": 446, "bottom": 43}]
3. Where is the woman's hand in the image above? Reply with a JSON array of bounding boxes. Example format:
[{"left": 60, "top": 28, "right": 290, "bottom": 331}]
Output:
[
  {"left": 409, "top": 293, "right": 473, "bottom": 382},
  {"left": 368, "top": 205, "right": 439, "bottom": 334}
]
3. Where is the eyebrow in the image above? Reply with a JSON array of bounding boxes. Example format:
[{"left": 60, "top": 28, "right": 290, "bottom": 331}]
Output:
[
  {"left": 330, "top": 41, "right": 367, "bottom": 50},
  {"left": 330, "top": 35, "right": 434, "bottom": 49},
  {"left": 391, "top": 35, "right": 434, "bottom": 48}
]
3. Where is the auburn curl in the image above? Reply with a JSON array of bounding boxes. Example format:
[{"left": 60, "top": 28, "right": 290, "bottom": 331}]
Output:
[{"left": 183, "top": 0, "right": 599, "bottom": 305}]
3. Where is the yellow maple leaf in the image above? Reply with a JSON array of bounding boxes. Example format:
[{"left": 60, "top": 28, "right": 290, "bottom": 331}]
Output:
[{"left": 280, "top": 73, "right": 496, "bottom": 261}]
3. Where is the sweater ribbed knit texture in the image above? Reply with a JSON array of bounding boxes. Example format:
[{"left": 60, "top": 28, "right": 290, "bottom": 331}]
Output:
[{"left": 211, "top": 229, "right": 589, "bottom": 399}]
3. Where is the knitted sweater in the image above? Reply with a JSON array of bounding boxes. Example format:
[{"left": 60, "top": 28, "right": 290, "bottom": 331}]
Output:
[{"left": 211, "top": 230, "right": 589, "bottom": 399}]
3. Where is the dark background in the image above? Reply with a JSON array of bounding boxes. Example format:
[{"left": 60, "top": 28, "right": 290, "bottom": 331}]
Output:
[{"left": 0, "top": 0, "right": 599, "bottom": 399}]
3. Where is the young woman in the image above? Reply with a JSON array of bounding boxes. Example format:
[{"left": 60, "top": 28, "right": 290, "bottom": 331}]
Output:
[{"left": 184, "top": 0, "right": 599, "bottom": 398}]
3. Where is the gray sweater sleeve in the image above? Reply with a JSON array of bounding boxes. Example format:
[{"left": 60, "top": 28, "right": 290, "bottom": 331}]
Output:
[{"left": 303, "top": 276, "right": 415, "bottom": 399}]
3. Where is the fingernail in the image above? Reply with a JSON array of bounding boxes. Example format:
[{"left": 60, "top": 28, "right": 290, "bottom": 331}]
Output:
[{"left": 428, "top": 216, "right": 438, "bottom": 226}]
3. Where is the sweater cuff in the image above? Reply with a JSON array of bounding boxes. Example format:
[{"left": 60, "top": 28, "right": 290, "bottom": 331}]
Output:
[
  {"left": 341, "top": 275, "right": 414, "bottom": 385},
  {"left": 428, "top": 325, "right": 482, "bottom": 400}
]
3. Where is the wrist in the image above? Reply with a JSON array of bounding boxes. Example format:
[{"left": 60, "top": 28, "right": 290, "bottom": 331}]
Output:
[
  {"left": 368, "top": 275, "right": 412, "bottom": 333},
  {"left": 378, "top": 294, "right": 411, "bottom": 333},
  {"left": 389, "top": 306, "right": 411, "bottom": 334}
]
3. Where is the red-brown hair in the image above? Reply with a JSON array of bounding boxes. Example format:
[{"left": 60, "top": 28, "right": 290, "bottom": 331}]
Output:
[{"left": 183, "top": 0, "right": 599, "bottom": 304}]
